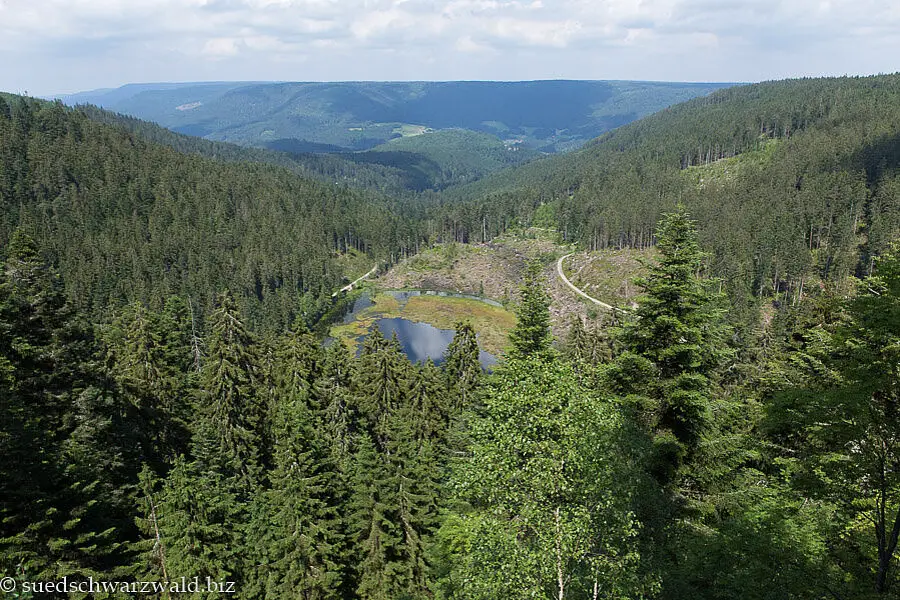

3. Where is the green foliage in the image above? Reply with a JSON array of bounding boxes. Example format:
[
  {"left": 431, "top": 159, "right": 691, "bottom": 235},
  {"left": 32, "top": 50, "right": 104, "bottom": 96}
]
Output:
[
  {"left": 194, "top": 292, "right": 264, "bottom": 494},
  {"left": 0, "top": 229, "right": 135, "bottom": 585},
  {"left": 246, "top": 389, "right": 345, "bottom": 600},
  {"left": 443, "top": 355, "right": 649, "bottom": 599},
  {"left": 612, "top": 208, "right": 731, "bottom": 486},
  {"left": 530, "top": 201, "right": 557, "bottom": 229},
  {"left": 443, "top": 321, "right": 481, "bottom": 411},
  {"left": 508, "top": 260, "right": 552, "bottom": 357},
  {"left": 356, "top": 129, "right": 540, "bottom": 191},
  {"left": 154, "top": 456, "right": 242, "bottom": 594},
  {"left": 105, "top": 300, "right": 192, "bottom": 467},
  {"left": 764, "top": 246, "right": 900, "bottom": 595}
]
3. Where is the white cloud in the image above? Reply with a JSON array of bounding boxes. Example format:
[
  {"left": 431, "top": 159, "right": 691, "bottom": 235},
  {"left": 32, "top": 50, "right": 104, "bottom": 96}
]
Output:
[
  {"left": 455, "top": 35, "right": 494, "bottom": 53},
  {"left": 1, "top": 0, "right": 900, "bottom": 94},
  {"left": 486, "top": 17, "right": 582, "bottom": 47},
  {"left": 202, "top": 37, "right": 241, "bottom": 57}
]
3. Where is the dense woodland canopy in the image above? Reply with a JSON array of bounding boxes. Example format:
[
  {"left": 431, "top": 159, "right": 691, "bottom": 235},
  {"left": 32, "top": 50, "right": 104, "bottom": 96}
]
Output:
[
  {"left": 0, "top": 95, "right": 431, "bottom": 331},
  {"left": 438, "top": 74, "right": 900, "bottom": 320},
  {"left": 2, "top": 74, "right": 900, "bottom": 598},
  {"left": 76, "top": 105, "right": 521, "bottom": 195}
]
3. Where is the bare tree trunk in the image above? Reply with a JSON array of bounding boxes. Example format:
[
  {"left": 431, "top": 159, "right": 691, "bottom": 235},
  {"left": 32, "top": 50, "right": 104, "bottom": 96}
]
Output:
[
  {"left": 147, "top": 493, "right": 172, "bottom": 600},
  {"left": 875, "top": 488, "right": 900, "bottom": 593},
  {"left": 188, "top": 297, "right": 203, "bottom": 373}
]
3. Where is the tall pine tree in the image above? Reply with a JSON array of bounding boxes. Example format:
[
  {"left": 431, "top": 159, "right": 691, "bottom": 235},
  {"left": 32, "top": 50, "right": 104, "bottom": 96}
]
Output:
[
  {"left": 613, "top": 207, "right": 730, "bottom": 486},
  {"left": 508, "top": 260, "right": 552, "bottom": 357}
]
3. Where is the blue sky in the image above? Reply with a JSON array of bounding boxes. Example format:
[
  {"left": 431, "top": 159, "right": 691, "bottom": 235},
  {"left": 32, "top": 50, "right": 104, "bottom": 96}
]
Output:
[{"left": 2, "top": 0, "right": 899, "bottom": 96}]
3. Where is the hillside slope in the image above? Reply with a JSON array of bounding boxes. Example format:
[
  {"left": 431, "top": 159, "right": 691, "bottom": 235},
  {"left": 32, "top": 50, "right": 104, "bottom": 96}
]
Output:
[
  {"left": 349, "top": 129, "right": 540, "bottom": 191},
  {"left": 74, "top": 104, "right": 429, "bottom": 194},
  {"left": 57, "top": 80, "right": 731, "bottom": 152},
  {"left": 0, "top": 94, "right": 424, "bottom": 329},
  {"left": 435, "top": 75, "right": 900, "bottom": 318}
]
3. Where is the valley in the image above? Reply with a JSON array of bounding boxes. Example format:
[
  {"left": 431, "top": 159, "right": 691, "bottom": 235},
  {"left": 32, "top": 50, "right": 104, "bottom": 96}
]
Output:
[
  {"left": 340, "top": 231, "right": 650, "bottom": 356},
  {"left": 4, "top": 72, "right": 900, "bottom": 599},
  {"left": 56, "top": 80, "right": 730, "bottom": 152}
]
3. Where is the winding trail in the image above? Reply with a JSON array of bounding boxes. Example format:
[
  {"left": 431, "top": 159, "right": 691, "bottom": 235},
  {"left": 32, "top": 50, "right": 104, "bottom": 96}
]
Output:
[
  {"left": 332, "top": 265, "right": 378, "bottom": 297},
  {"left": 556, "top": 253, "right": 622, "bottom": 312}
]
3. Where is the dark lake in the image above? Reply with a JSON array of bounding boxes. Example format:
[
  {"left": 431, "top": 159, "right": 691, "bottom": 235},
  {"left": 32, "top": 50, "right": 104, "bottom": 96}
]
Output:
[
  {"left": 340, "top": 290, "right": 499, "bottom": 369},
  {"left": 375, "top": 318, "right": 498, "bottom": 369}
]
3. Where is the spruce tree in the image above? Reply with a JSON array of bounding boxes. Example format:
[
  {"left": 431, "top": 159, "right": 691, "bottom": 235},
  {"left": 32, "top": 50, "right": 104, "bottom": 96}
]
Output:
[
  {"left": 406, "top": 360, "right": 450, "bottom": 443},
  {"left": 509, "top": 260, "right": 552, "bottom": 357},
  {"left": 443, "top": 321, "right": 481, "bottom": 411},
  {"left": 614, "top": 207, "right": 730, "bottom": 483},
  {"left": 0, "top": 230, "right": 132, "bottom": 582},
  {"left": 383, "top": 411, "right": 441, "bottom": 600},
  {"left": 314, "top": 342, "right": 357, "bottom": 468},
  {"left": 158, "top": 291, "right": 265, "bottom": 592},
  {"left": 348, "top": 433, "right": 402, "bottom": 600},
  {"left": 107, "top": 301, "right": 188, "bottom": 468},
  {"left": 194, "top": 291, "right": 264, "bottom": 494},
  {"left": 247, "top": 389, "right": 345, "bottom": 600},
  {"left": 348, "top": 344, "right": 441, "bottom": 600},
  {"left": 354, "top": 329, "right": 408, "bottom": 451},
  {"left": 151, "top": 456, "right": 241, "bottom": 595}
]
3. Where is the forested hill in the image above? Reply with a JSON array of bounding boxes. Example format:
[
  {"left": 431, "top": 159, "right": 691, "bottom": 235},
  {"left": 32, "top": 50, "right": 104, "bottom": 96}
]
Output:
[
  {"left": 56, "top": 80, "right": 731, "bottom": 152},
  {"left": 74, "top": 104, "right": 437, "bottom": 194},
  {"left": 6, "top": 76, "right": 900, "bottom": 600},
  {"left": 76, "top": 105, "right": 540, "bottom": 194},
  {"left": 0, "top": 94, "right": 426, "bottom": 329},
  {"left": 439, "top": 74, "right": 900, "bottom": 317}
]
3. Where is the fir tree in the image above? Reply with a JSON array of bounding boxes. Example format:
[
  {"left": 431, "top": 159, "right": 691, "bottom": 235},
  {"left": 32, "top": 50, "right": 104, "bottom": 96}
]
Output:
[
  {"left": 354, "top": 329, "right": 408, "bottom": 451},
  {"left": 348, "top": 433, "right": 402, "bottom": 600},
  {"left": 443, "top": 321, "right": 481, "bottom": 411},
  {"left": 405, "top": 360, "right": 450, "bottom": 444},
  {"left": 383, "top": 417, "right": 441, "bottom": 600},
  {"left": 107, "top": 301, "right": 188, "bottom": 468},
  {"left": 614, "top": 207, "right": 730, "bottom": 483},
  {"left": 314, "top": 342, "right": 357, "bottom": 468},
  {"left": 152, "top": 456, "right": 241, "bottom": 596},
  {"left": 563, "top": 315, "right": 590, "bottom": 364},
  {"left": 0, "top": 230, "right": 132, "bottom": 582},
  {"left": 508, "top": 260, "right": 552, "bottom": 357},
  {"left": 194, "top": 291, "right": 264, "bottom": 495},
  {"left": 247, "top": 390, "right": 345, "bottom": 600}
]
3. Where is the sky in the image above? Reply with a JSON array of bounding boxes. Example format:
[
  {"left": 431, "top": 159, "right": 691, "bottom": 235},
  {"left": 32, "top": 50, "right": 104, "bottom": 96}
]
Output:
[{"left": 2, "top": 0, "right": 899, "bottom": 96}]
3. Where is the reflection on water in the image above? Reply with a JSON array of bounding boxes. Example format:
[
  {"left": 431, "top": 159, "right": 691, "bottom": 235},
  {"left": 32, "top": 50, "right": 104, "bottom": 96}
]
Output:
[
  {"left": 374, "top": 318, "right": 498, "bottom": 370},
  {"left": 338, "top": 289, "right": 501, "bottom": 370},
  {"left": 341, "top": 293, "right": 374, "bottom": 323}
]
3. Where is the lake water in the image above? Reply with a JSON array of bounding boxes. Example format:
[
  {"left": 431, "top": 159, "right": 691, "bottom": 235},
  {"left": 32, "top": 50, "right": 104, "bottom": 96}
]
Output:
[
  {"left": 341, "top": 290, "right": 499, "bottom": 369},
  {"left": 375, "top": 318, "right": 498, "bottom": 369}
]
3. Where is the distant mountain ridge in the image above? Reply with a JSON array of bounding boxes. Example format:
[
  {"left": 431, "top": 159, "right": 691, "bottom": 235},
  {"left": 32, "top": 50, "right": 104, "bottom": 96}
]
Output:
[{"left": 54, "top": 80, "right": 733, "bottom": 153}]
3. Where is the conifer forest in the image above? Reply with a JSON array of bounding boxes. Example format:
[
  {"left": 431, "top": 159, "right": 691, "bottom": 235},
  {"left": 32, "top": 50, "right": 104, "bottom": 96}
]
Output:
[{"left": 3, "top": 73, "right": 900, "bottom": 599}]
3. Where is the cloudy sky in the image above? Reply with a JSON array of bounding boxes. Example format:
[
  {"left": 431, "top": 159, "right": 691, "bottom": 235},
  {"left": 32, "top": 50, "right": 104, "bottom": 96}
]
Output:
[{"left": 2, "top": 0, "right": 899, "bottom": 96}]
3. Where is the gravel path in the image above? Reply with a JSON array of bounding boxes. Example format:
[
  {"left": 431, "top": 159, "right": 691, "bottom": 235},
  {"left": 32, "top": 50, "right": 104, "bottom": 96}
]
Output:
[{"left": 556, "top": 253, "right": 621, "bottom": 312}]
